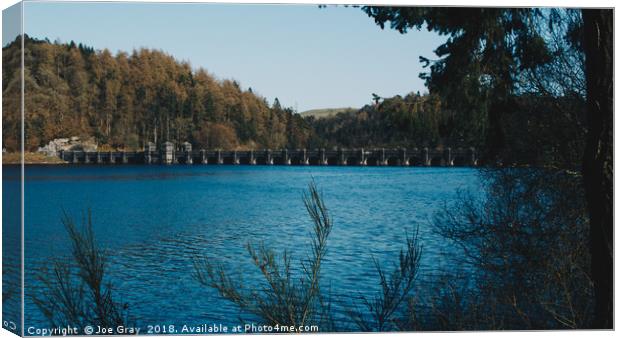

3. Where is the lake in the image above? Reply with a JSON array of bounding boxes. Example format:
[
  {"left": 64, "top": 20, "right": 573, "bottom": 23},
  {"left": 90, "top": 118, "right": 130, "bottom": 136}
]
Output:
[{"left": 6, "top": 165, "right": 483, "bottom": 332}]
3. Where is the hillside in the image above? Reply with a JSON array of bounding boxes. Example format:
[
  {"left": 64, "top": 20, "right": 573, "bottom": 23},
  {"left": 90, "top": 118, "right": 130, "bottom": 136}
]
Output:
[
  {"left": 3, "top": 36, "right": 494, "bottom": 154},
  {"left": 2, "top": 35, "right": 314, "bottom": 152},
  {"left": 300, "top": 107, "right": 357, "bottom": 119}
]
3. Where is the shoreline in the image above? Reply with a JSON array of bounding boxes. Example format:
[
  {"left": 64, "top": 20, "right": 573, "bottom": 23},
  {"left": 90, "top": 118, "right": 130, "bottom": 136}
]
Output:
[{"left": 2, "top": 152, "right": 67, "bottom": 165}]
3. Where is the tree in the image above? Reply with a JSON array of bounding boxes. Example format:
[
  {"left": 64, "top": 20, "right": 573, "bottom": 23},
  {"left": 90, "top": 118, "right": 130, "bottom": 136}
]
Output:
[
  {"left": 581, "top": 9, "right": 613, "bottom": 329},
  {"left": 371, "top": 93, "right": 382, "bottom": 105},
  {"left": 3, "top": 36, "right": 313, "bottom": 152},
  {"left": 363, "top": 8, "right": 554, "bottom": 161},
  {"left": 360, "top": 7, "right": 612, "bottom": 328}
]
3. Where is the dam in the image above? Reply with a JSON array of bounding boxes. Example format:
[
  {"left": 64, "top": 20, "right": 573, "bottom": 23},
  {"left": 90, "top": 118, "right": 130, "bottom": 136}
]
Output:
[{"left": 58, "top": 141, "right": 478, "bottom": 166}]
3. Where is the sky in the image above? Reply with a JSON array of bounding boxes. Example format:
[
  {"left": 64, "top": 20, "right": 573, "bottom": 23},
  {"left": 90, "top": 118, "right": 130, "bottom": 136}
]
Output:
[
  {"left": 2, "top": 2, "right": 21, "bottom": 46},
  {"left": 17, "top": 1, "right": 446, "bottom": 112}
]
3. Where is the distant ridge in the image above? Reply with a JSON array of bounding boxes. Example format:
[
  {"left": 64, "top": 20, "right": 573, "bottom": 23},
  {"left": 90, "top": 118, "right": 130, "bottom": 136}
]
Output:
[{"left": 300, "top": 107, "right": 358, "bottom": 119}]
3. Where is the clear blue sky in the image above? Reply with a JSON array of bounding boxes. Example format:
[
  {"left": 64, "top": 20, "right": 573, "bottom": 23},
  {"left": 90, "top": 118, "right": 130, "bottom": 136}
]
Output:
[
  {"left": 2, "top": 2, "right": 21, "bottom": 46},
  {"left": 22, "top": 1, "right": 446, "bottom": 112}
]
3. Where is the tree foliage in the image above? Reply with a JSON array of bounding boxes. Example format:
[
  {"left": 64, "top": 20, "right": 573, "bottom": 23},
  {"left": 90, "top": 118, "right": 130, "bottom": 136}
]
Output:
[
  {"left": 433, "top": 169, "right": 592, "bottom": 329},
  {"left": 4, "top": 35, "right": 565, "bottom": 155},
  {"left": 359, "top": 6, "right": 612, "bottom": 328},
  {"left": 2, "top": 36, "right": 313, "bottom": 152},
  {"left": 310, "top": 93, "right": 479, "bottom": 149},
  {"left": 361, "top": 7, "right": 581, "bottom": 162}
]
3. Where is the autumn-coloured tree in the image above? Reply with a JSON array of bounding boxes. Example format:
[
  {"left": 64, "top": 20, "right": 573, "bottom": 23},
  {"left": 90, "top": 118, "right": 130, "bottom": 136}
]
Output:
[{"left": 2, "top": 35, "right": 314, "bottom": 152}]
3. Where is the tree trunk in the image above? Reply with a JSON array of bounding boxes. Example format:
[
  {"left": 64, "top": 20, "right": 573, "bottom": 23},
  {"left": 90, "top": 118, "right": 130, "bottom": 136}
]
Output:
[{"left": 582, "top": 8, "right": 613, "bottom": 329}]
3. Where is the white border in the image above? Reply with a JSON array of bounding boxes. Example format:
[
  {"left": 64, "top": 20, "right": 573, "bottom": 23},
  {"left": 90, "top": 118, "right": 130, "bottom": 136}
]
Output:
[{"left": 0, "top": 1, "right": 617, "bottom": 338}]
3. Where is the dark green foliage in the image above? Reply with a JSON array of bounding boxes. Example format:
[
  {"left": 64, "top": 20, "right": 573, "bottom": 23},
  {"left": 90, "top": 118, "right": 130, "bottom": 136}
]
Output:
[
  {"left": 361, "top": 7, "right": 582, "bottom": 162},
  {"left": 430, "top": 168, "right": 593, "bottom": 329},
  {"left": 359, "top": 6, "right": 610, "bottom": 329},
  {"left": 499, "top": 95, "right": 586, "bottom": 167},
  {"left": 309, "top": 93, "right": 481, "bottom": 149},
  {"left": 32, "top": 210, "right": 130, "bottom": 329},
  {"left": 306, "top": 87, "right": 585, "bottom": 161},
  {"left": 193, "top": 181, "right": 334, "bottom": 329},
  {"left": 2, "top": 35, "right": 313, "bottom": 152}
]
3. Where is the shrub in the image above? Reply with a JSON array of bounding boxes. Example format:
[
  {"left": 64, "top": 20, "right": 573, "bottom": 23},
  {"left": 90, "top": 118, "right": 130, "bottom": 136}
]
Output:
[
  {"left": 430, "top": 168, "right": 593, "bottom": 329},
  {"left": 193, "top": 181, "right": 333, "bottom": 329},
  {"left": 347, "top": 229, "right": 422, "bottom": 331},
  {"left": 32, "top": 210, "right": 130, "bottom": 330}
]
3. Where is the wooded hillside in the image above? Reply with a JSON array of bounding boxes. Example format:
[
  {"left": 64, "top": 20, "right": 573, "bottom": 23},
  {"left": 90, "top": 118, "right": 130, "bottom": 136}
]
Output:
[
  {"left": 3, "top": 35, "right": 585, "bottom": 166},
  {"left": 2, "top": 35, "right": 314, "bottom": 152}
]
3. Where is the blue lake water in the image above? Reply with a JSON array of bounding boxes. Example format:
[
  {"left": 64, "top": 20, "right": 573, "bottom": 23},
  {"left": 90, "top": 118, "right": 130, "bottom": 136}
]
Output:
[{"left": 8, "top": 165, "right": 483, "bottom": 332}]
